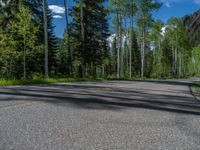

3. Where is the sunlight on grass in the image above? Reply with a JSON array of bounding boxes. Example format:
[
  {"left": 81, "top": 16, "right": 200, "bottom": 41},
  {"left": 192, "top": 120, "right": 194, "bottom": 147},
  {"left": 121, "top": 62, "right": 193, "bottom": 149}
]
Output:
[{"left": 0, "top": 77, "right": 103, "bottom": 86}]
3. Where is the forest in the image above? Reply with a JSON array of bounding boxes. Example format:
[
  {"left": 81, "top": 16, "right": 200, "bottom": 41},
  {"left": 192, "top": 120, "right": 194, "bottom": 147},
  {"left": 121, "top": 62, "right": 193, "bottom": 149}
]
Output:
[{"left": 0, "top": 0, "right": 200, "bottom": 81}]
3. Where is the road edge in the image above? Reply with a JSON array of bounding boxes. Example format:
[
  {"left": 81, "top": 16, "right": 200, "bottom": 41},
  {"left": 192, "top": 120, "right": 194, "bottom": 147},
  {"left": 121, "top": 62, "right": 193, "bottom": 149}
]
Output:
[{"left": 189, "top": 84, "right": 200, "bottom": 101}]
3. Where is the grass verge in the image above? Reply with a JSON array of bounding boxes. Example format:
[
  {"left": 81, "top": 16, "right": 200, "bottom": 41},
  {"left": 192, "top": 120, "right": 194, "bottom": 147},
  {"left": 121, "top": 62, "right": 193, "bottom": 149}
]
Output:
[
  {"left": 192, "top": 82, "right": 200, "bottom": 100},
  {"left": 0, "top": 77, "right": 104, "bottom": 86}
]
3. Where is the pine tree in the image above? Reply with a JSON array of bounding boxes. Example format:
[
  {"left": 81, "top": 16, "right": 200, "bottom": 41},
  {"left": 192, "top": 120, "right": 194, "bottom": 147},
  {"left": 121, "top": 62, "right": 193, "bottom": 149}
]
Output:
[
  {"left": 64, "top": 0, "right": 72, "bottom": 75},
  {"left": 47, "top": 8, "right": 59, "bottom": 76},
  {"left": 0, "top": 0, "right": 19, "bottom": 29},
  {"left": 71, "top": 0, "right": 109, "bottom": 77}
]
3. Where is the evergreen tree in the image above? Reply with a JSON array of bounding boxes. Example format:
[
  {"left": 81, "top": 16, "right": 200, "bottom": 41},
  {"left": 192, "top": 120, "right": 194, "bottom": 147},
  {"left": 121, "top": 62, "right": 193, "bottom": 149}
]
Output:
[
  {"left": 130, "top": 30, "right": 141, "bottom": 77},
  {"left": 47, "top": 8, "right": 59, "bottom": 76},
  {"left": 70, "top": 0, "right": 109, "bottom": 77},
  {"left": 0, "top": 0, "right": 19, "bottom": 29}
]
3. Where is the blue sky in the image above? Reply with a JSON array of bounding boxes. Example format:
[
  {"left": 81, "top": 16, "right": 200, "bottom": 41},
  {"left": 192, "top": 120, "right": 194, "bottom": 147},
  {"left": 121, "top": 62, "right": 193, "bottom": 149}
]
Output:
[{"left": 47, "top": 0, "right": 200, "bottom": 38}]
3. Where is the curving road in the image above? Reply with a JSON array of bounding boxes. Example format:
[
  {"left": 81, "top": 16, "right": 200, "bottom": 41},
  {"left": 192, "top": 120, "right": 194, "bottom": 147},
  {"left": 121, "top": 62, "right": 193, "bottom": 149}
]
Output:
[{"left": 0, "top": 80, "right": 200, "bottom": 150}]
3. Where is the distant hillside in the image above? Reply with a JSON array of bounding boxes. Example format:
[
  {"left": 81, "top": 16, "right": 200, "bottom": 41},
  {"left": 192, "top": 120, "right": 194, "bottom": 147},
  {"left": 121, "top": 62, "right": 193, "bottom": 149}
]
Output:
[{"left": 183, "top": 9, "right": 200, "bottom": 46}]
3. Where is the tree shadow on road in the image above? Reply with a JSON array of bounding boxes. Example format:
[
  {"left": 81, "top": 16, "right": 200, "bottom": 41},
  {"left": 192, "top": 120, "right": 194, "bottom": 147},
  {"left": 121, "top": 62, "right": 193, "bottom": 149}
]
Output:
[
  {"left": 106, "top": 79, "right": 193, "bottom": 86},
  {"left": 0, "top": 80, "right": 200, "bottom": 115}
]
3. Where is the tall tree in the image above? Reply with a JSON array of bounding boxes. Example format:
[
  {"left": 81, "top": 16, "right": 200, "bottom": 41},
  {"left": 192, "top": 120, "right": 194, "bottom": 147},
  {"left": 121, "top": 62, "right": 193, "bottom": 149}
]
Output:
[
  {"left": 80, "top": 0, "right": 85, "bottom": 76},
  {"left": 165, "top": 18, "right": 191, "bottom": 77},
  {"left": 0, "top": 5, "right": 42, "bottom": 79},
  {"left": 137, "top": 0, "right": 161, "bottom": 77},
  {"left": 126, "top": 0, "right": 137, "bottom": 78},
  {"left": 64, "top": 0, "right": 72, "bottom": 75},
  {"left": 150, "top": 20, "right": 164, "bottom": 77},
  {"left": 71, "top": 0, "right": 109, "bottom": 77},
  {"left": 109, "top": 0, "right": 124, "bottom": 78},
  {"left": 43, "top": 0, "right": 49, "bottom": 77},
  {"left": 47, "top": 8, "right": 59, "bottom": 76}
]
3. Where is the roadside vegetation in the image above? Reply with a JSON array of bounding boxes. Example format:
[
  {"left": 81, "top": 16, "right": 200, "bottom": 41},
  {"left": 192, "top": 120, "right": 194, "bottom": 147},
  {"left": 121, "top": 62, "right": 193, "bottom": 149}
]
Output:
[
  {"left": 192, "top": 82, "right": 200, "bottom": 96},
  {"left": 0, "top": 77, "right": 104, "bottom": 86}
]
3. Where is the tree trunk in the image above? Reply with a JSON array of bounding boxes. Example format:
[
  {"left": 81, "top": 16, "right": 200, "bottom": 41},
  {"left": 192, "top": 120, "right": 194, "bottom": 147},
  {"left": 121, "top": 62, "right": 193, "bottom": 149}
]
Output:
[
  {"left": 129, "top": 39, "right": 132, "bottom": 79},
  {"left": 64, "top": 0, "right": 72, "bottom": 75},
  {"left": 141, "top": 23, "right": 145, "bottom": 77},
  {"left": 80, "top": 0, "right": 85, "bottom": 77},
  {"left": 43, "top": 0, "right": 48, "bottom": 77},
  {"left": 23, "top": 34, "right": 26, "bottom": 79},
  {"left": 119, "top": 14, "right": 123, "bottom": 78},
  {"left": 117, "top": 11, "right": 120, "bottom": 79},
  {"left": 129, "top": 16, "right": 134, "bottom": 79}
]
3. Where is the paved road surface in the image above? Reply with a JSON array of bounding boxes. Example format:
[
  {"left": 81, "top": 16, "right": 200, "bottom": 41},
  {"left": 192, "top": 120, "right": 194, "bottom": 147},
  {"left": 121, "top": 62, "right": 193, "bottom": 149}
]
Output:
[{"left": 0, "top": 80, "right": 200, "bottom": 150}]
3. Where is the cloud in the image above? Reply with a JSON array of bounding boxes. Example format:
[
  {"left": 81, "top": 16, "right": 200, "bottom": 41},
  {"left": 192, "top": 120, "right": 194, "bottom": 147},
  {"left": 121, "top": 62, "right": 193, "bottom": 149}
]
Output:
[
  {"left": 159, "top": 0, "right": 185, "bottom": 7},
  {"left": 194, "top": 0, "right": 200, "bottom": 5},
  {"left": 49, "top": 5, "right": 65, "bottom": 14},
  {"left": 52, "top": 15, "right": 63, "bottom": 19},
  {"left": 160, "top": 0, "right": 200, "bottom": 7},
  {"left": 160, "top": 0, "right": 171, "bottom": 7}
]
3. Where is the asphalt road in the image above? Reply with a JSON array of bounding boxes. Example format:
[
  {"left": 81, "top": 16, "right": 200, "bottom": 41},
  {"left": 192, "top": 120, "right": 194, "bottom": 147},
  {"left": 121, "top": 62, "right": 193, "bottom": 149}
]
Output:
[{"left": 0, "top": 80, "right": 200, "bottom": 150}]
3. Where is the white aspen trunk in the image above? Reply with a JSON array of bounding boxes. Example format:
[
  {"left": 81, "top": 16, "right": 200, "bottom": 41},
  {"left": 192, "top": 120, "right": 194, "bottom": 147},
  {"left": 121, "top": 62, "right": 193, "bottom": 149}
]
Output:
[
  {"left": 23, "top": 34, "right": 26, "bottom": 79},
  {"left": 119, "top": 14, "right": 123, "bottom": 78},
  {"left": 117, "top": 11, "right": 120, "bottom": 79},
  {"left": 129, "top": 16, "right": 134, "bottom": 79},
  {"left": 141, "top": 23, "right": 145, "bottom": 77},
  {"left": 124, "top": 17, "right": 128, "bottom": 76},
  {"left": 172, "top": 46, "right": 175, "bottom": 77},
  {"left": 175, "top": 43, "right": 178, "bottom": 78},
  {"left": 129, "top": 37, "right": 132, "bottom": 79}
]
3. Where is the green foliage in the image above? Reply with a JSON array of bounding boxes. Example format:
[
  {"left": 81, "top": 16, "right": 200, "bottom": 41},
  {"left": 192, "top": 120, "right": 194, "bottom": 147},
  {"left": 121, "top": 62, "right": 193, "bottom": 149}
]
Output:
[
  {"left": 69, "top": 0, "right": 109, "bottom": 77},
  {"left": 0, "top": 0, "right": 199, "bottom": 81},
  {"left": 0, "top": 0, "right": 19, "bottom": 29},
  {"left": 164, "top": 18, "right": 192, "bottom": 78},
  {"left": 192, "top": 82, "right": 200, "bottom": 96},
  {"left": 46, "top": 8, "right": 59, "bottom": 76},
  {"left": 188, "top": 46, "right": 200, "bottom": 76},
  {"left": 0, "top": 5, "right": 43, "bottom": 79},
  {"left": 183, "top": 10, "right": 200, "bottom": 46},
  {"left": 0, "top": 77, "right": 104, "bottom": 86}
]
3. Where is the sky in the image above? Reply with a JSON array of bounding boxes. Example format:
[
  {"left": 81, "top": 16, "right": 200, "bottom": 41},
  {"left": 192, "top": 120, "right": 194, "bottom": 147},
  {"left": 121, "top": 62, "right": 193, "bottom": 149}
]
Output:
[{"left": 47, "top": 0, "right": 200, "bottom": 38}]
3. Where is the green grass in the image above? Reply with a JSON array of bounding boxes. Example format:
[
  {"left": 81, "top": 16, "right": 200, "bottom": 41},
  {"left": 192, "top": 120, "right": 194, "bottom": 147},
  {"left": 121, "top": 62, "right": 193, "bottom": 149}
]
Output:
[
  {"left": 192, "top": 82, "right": 200, "bottom": 95},
  {"left": 0, "top": 77, "right": 104, "bottom": 86}
]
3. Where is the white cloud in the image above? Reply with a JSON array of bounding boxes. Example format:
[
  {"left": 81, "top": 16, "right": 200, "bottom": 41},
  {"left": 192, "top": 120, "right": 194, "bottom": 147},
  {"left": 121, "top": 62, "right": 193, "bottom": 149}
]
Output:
[
  {"left": 160, "top": 0, "right": 171, "bottom": 7},
  {"left": 194, "top": 0, "right": 200, "bottom": 5},
  {"left": 160, "top": 0, "right": 200, "bottom": 7},
  {"left": 160, "top": 0, "right": 185, "bottom": 7},
  {"left": 52, "top": 15, "right": 63, "bottom": 19},
  {"left": 49, "top": 5, "right": 65, "bottom": 14}
]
